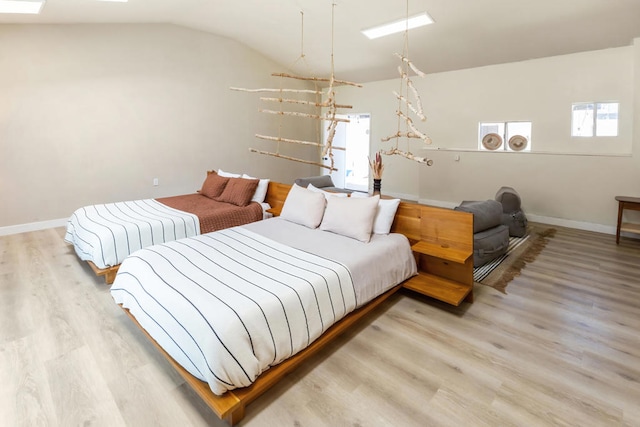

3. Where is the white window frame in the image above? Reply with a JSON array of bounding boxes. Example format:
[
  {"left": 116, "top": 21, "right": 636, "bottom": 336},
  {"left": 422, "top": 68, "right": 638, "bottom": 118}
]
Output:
[{"left": 571, "top": 102, "right": 619, "bottom": 137}]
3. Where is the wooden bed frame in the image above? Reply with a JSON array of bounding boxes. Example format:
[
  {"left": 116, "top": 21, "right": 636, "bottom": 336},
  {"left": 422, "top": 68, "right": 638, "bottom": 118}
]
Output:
[
  {"left": 86, "top": 182, "right": 293, "bottom": 284},
  {"left": 124, "top": 284, "right": 401, "bottom": 424},
  {"left": 88, "top": 261, "right": 120, "bottom": 285},
  {"left": 117, "top": 182, "right": 473, "bottom": 425}
]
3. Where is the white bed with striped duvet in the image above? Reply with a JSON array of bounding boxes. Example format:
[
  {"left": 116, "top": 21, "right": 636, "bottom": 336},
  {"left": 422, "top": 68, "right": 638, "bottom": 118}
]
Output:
[
  {"left": 64, "top": 199, "right": 200, "bottom": 269},
  {"left": 111, "top": 217, "right": 416, "bottom": 395}
]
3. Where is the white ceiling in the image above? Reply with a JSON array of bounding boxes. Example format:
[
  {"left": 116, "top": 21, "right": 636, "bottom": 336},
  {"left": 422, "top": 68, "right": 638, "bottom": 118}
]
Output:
[{"left": 3, "top": 0, "right": 640, "bottom": 83}]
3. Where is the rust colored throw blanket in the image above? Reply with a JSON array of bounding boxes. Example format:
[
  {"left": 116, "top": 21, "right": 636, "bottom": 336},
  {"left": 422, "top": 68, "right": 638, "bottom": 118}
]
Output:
[{"left": 157, "top": 194, "right": 264, "bottom": 234}]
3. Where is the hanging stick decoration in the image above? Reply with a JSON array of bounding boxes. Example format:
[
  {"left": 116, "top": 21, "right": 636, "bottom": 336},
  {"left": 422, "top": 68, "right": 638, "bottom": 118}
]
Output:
[
  {"left": 259, "top": 109, "right": 351, "bottom": 122},
  {"left": 257, "top": 96, "right": 352, "bottom": 109},
  {"left": 380, "top": 1, "right": 434, "bottom": 166},
  {"left": 255, "top": 134, "right": 345, "bottom": 150},
  {"left": 394, "top": 52, "right": 426, "bottom": 77},
  {"left": 230, "top": 5, "right": 360, "bottom": 172},
  {"left": 230, "top": 87, "right": 322, "bottom": 95}
]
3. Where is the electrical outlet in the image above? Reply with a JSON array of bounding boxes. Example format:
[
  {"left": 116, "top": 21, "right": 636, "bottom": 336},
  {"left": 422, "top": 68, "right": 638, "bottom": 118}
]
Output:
[{"left": 153, "top": 178, "right": 159, "bottom": 186}]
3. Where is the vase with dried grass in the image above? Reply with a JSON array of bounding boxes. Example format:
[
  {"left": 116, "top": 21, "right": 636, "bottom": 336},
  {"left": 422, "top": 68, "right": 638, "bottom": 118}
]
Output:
[{"left": 369, "top": 151, "right": 384, "bottom": 195}]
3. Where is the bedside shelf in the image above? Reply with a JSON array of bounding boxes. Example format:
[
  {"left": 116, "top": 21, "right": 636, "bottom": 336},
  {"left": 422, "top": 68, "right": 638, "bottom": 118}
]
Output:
[
  {"left": 397, "top": 204, "right": 474, "bottom": 306},
  {"left": 404, "top": 272, "right": 473, "bottom": 306},
  {"left": 411, "top": 241, "right": 471, "bottom": 264}
]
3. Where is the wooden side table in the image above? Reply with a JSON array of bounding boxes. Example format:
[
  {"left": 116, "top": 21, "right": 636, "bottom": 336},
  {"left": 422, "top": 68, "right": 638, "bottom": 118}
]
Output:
[{"left": 615, "top": 196, "right": 640, "bottom": 244}]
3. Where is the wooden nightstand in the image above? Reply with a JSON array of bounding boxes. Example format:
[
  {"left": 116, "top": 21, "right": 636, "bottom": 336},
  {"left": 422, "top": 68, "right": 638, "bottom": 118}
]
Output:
[
  {"left": 615, "top": 196, "right": 640, "bottom": 244},
  {"left": 393, "top": 203, "right": 474, "bottom": 306},
  {"left": 404, "top": 241, "right": 473, "bottom": 306}
]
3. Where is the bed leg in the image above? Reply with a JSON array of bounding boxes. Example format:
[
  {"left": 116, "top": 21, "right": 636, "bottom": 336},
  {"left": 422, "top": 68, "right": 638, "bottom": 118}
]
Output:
[
  {"left": 224, "top": 404, "right": 245, "bottom": 426},
  {"left": 105, "top": 270, "right": 117, "bottom": 285},
  {"left": 87, "top": 261, "right": 119, "bottom": 285}
]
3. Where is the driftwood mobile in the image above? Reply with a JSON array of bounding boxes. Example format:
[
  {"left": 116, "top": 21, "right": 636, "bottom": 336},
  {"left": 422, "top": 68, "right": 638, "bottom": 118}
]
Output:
[
  {"left": 232, "top": 0, "right": 433, "bottom": 175},
  {"left": 381, "top": 0, "right": 434, "bottom": 166},
  {"left": 231, "top": 5, "right": 361, "bottom": 174}
]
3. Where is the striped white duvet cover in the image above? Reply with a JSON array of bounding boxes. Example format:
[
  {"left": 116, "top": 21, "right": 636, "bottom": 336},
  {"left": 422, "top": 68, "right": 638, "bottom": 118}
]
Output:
[
  {"left": 64, "top": 199, "right": 200, "bottom": 269},
  {"left": 111, "top": 218, "right": 416, "bottom": 395}
]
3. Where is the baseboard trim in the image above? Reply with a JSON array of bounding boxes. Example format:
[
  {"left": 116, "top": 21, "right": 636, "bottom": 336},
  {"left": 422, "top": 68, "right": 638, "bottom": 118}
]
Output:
[
  {"left": 418, "top": 198, "right": 619, "bottom": 236},
  {"left": 418, "top": 198, "right": 458, "bottom": 209},
  {"left": 0, "top": 218, "right": 68, "bottom": 237},
  {"left": 382, "top": 191, "right": 419, "bottom": 203},
  {"left": 525, "top": 214, "right": 617, "bottom": 235},
  {"left": 0, "top": 206, "right": 626, "bottom": 239}
]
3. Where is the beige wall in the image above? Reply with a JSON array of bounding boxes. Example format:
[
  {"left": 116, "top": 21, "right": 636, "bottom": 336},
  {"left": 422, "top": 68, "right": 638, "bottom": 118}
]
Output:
[
  {"left": 0, "top": 24, "right": 316, "bottom": 229},
  {"left": 3, "top": 24, "right": 638, "bottom": 233},
  {"left": 335, "top": 42, "right": 640, "bottom": 231}
]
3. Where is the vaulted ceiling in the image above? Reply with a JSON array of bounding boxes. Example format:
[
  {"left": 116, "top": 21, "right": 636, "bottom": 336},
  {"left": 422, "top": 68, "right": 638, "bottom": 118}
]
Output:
[{"left": 3, "top": 0, "right": 640, "bottom": 83}]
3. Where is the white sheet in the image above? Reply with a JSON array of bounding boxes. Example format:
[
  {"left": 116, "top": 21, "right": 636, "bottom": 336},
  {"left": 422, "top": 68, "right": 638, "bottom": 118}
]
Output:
[
  {"left": 64, "top": 199, "right": 200, "bottom": 269},
  {"left": 111, "top": 218, "right": 416, "bottom": 395},
  {"left": 64, "top": 199, "right": 273, "bottom": 269},
  {"left": 242, "top": 218, "right": 417, "bottom": 304}
]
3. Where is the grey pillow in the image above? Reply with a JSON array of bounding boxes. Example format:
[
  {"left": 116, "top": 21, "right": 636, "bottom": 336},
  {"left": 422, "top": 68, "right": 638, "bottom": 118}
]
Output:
[
  {"left": 472, "top": 224, "right": 509, "bottom": 267},
  {"left": 294, "top": 175, "right": 335, "bottom": 189},
  {"left": 455, "top": 200, "right": 503, "bottom": 233},
  {"left": 495, "top": 186, "right": 522, "bottom": 212}
]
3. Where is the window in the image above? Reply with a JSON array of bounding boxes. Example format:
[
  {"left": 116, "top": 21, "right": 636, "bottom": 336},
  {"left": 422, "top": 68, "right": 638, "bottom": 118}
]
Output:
[
  {"left": 479, "top": 121, "right": 532, "bottom": 152},
  {"left": 571, "top": 102, "right": 618, "bottom": 137}
]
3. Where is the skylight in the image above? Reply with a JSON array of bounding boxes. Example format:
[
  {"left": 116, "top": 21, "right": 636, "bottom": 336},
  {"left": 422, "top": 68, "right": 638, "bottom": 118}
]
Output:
[
  {"left": 362, "top": 13, "right": 434, "bottom": 39},
  {"left": 0, "top": 0, "right": 45, "bottom": 14}
]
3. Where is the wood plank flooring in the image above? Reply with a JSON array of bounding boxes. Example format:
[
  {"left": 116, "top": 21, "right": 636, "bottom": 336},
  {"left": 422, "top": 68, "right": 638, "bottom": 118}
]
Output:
[{"left": 1, "top": 225, "right": 639, "bottom": 426}]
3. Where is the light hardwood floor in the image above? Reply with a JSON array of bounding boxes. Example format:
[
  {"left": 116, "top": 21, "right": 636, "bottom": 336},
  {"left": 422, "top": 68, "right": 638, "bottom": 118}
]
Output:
[{"left": 1, "top": 225, "right": 640, "bottom": 426}]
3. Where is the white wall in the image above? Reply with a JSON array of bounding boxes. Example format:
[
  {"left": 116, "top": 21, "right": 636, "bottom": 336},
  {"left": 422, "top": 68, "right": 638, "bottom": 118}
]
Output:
[
  {"left": 0, "top": 24, "right": 316, "bottom": 229},
  {"left": 335, "top": 42, "right": 640, "bottom": 230},
  {"left": 3, "top": 25, "right": 638, "bottom": 233}
]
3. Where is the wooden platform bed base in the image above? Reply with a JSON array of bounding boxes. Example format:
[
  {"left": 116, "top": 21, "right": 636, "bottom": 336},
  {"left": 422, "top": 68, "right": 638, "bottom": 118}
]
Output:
[
  {"left": 88, "top": 261, "right": 119, "bottom": 285},
  {"left": 121, "top": 284, "right": 402, "bottom": 426}
]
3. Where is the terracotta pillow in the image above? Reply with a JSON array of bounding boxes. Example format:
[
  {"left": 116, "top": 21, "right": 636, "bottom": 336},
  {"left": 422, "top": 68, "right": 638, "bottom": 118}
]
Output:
[
  {"left": 215, "top": 177, "right": 259, "bottom": 206},
  {"left": 200, "top": 171, "right": 230, "bottom": 199}
]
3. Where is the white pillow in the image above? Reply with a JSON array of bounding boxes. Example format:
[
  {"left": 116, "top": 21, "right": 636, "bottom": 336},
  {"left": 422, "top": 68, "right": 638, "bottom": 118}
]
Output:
[
  {"left": 351, "top": 192, "right": 401, "bottom": 234},
  {"left": 320, "top": 195, "right": 380, "bottom": 242},
  {"left": 242, "top": 173, "right": 270, "bottom": 203},
  {"left": 217, "top": 169, "right": 242, "bottom": 178},
  {"left": 307, "top": 183, "right": 349, "bottom": 200},
  {"left": 280, "top": 183, "right": 327, "bottom": 228}
]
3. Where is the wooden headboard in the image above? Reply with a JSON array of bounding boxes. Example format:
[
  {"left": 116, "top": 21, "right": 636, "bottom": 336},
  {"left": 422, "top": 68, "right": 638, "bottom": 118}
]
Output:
[
  {"left": 391, "top": 201, "right": 473, "bottom": 249},
  {"left": 264, "top": 181, "right": 291, "bottom": 215}
]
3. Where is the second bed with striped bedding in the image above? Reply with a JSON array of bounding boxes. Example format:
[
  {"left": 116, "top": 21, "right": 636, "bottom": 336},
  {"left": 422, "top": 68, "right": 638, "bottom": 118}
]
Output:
[
  {"left": 64, "top": 194, "right": 267, "bottom": 270},
  {"left": 64, "top": 199, "right": 200, "bottom": 269}
]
